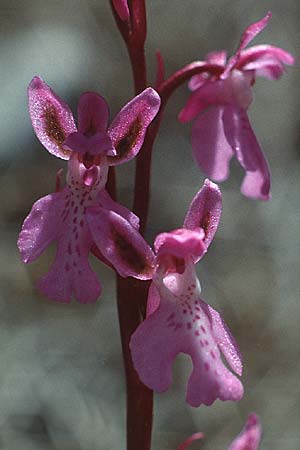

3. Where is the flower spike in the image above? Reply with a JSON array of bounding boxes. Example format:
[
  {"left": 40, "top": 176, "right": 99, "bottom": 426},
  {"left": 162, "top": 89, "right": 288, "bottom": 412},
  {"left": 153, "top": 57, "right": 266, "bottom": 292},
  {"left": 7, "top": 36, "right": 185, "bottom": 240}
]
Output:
[{"left": 19, "top": 77, "right": 160, "bottom": 302}]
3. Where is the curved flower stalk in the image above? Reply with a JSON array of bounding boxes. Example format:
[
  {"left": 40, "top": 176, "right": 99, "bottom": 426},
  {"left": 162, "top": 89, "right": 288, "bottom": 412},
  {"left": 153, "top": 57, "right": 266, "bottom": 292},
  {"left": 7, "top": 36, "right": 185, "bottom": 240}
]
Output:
[
  {"left": 18, "top": 76, "right": 160, "bottom": 303},
  {"left": 179, "top": 12, "right": 294, "bottom": 200},
  {"left": 130, "top": 180, "right": 243, "bottom": 407},
  {"left": 178, "top": 413, "right": 261, "bottom": 450}
]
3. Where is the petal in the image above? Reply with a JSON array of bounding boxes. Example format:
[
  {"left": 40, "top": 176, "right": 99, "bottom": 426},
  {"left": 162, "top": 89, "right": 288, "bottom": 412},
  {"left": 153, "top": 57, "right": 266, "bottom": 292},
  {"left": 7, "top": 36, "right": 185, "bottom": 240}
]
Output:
[
  {"left": 112, "top": 0, "right": 130, "bottom": 21},
  {"left": 179, "top": 81, "right": 229, "bottom": 122},
  {"left": 237, "top": 44, "right": 294, "bottom": 78},
  {"left": 242, "top": 56, "right": 286, "bottom": 80},
  {"left": 130, "top": 267, "right": 243, "bottom": 407},
  {"left": 77, "top": 92, "right": 109, "bottom": 134},
  {"left": 223, "top": 106, "right": 271, "bottom": 200},
  {"left": 237, "top": 12, "right": 272, "bottom": 53},
  {"left": 146, "top": 283, "right": 161, "bottom": 317},
  {"left": 176, "top": 433, "right": 204, "bottom": 450},
  {"left": 18, "top": 190, "right": 66, "bottom": 263},
  {"left": 107, "top": 88, "right": 161, "bottom": 165},
  {"left": 98, "top": 189, "right": 140, "bottom": 230},
  {"left": 208, "top": 305, "right": 243, "bottom": 376},
  {"left": 228, "top": 414, "right": 262, "bottom": 450},
  {"left": 38, "top": 234, "right": 101, "bottom": 303},
  {"left": 183, "top": 179, "right": 222, "bottom": 252},
  {"left": 206, "top": 50, "right": 228, "bottom": 66},
  {"left": 87, "top": 208, "right": 155, "bottom": 279},
  {"left": 28, "top": 76, "right": 77, "bottom": 159},
  {"left": 188, "top": 75, "right": 210, "bottom": 91},
  {"left": 191, "top": 106, "right": 234, "bottom": 181},
  {"left": 154, "top": 228, "right": 206, "bottom": 262},
  {"left": 188, "top": 50, "right": 227, "bottom": 91},
  {"left": 63, "top": 131, "right": 115, "bottom": 156},
  {"left": 224, "top": 12, "right": 272, "bottom": 76},
  {"left": 38, "top": 205, "right": 101, "bottom": 303}
]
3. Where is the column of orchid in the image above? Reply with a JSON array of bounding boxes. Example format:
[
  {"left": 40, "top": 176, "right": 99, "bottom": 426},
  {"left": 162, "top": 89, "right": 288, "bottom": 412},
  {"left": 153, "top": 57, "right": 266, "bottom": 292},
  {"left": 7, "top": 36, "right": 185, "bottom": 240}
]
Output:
[{"left": 18, "top": 1, "right": 294, "bottom": 449}]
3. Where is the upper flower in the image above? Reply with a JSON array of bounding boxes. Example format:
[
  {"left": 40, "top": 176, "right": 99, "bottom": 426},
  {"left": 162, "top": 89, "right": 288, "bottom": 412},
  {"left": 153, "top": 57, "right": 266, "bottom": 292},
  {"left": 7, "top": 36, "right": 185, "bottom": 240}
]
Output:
[
  {"left": 177, "top": 413, "right": 262, "bottom": 450},
  {"left": 179, "top": 13, "right": 294, "bottom": 200},
  {"left": 130, "top": 180, "right": 243, "bottom": 407},
  {"left": 18, "top": 76, "right": 160, "bottom": 303}
]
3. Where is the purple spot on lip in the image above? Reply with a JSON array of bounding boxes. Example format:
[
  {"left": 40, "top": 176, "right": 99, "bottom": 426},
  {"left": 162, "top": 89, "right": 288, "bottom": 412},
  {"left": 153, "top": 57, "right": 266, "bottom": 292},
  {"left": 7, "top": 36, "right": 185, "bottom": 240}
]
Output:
[
  {"left": 204, "top": 362, "right": 210, "bottom": 371},
  {"left": 167, "top": 313, "right": 175, "bottom": 321}
]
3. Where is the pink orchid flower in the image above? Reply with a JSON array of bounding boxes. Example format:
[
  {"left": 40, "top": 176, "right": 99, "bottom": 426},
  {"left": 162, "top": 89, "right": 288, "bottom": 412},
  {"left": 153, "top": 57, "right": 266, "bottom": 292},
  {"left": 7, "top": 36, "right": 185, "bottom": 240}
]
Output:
[
  {"left": 179, "top": 12, "right": 294, "bottom": 200},
  {"left": 130, "top": 180, "right": 243, "bottom": 407},
  {"left": 112, "top": 0, "right": 130, "bottom": 21},
  {"left": 18, "top": 76, "right": 160, "bottom": 303},
  {"left": 178, "top": 413, "right": 261, "bottom": 450}
]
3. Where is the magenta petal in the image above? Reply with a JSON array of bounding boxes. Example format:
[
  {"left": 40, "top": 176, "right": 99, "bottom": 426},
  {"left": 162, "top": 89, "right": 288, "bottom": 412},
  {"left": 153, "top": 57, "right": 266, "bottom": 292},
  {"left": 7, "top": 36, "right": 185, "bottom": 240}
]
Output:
[
  {"left": 130, "top": 265, "right": 243, "bottom": 407},
  {"left": 191, "top": 107, "right": 234, "bottom": 181},
  {"left": 19, "top": 186, "right": 102, "bottom": 303},
  {"left": 229, "top": 414, "right": 262, "bottom": 450},
  {"left": 77, "top": 92, "right": 109, "bottom": 134},
  {"left": 28, "top": 76, "right": 77, "bottom": 159},
  {"left": 112, "top": 0, "right": 130, "bottom": 21},
  {"left": 107, "top": 88, "right": 161, "bottom": 166},
  {"left": 154, "top": 228, "right": 205, "bottom": 262},
  {"left": 224, "top": 12, "right": 272, "bottom": 76},
  {"left": 146, "top": 283, "right": 161, "bottom": 317},
  {"left": 242, "top": 55, "right": 286, "bottom": 80},
  {"left": 237, "top": 44, "right": 294, "bottom": 78},
  {"left": 237, "top": 12, "right": 272, "bottom": 52},
  {"left": 38, "top": 206, "right": 101, "bottom": 303},
  {"left": 98, "top": 190, "right": 140, "bottom": 230},
  {"left": 223, "top": 106, "right": 271, "bottom": 200},
  {"left": 38, "top": 231, "right": 101, "bottom": 303},
  {"left": 18, "top": 191, "right": 65, "bottom": 263},
  {"left": 184, "top": 179, "right": 222, "bottom": 252},
  {"left": 64, "top": 131, "right": 115, "bottom": 156},
  {"left": 179, "top": 81, "right": 228, "bottom": 122},
  {"left": 206, "top": 50, "right": 228, "bottom": 66},
  {"left": 63, "top": 132, "right": 89, "bottom": 153},
  {"left": 87, "top": 208, "right": 155, "bottom": 279},
  {"left": 130, "top": 291, "right": 243, "bottom": 406},
  {"left": 208, "top": 305, "right": 243, "bottom": 376}
]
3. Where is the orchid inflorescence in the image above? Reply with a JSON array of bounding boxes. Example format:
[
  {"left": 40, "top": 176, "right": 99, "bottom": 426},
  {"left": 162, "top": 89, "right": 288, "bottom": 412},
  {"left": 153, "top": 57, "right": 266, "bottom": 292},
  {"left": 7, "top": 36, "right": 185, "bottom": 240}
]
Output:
[{"left": 18, "top": 3, "right": 294, "bottom": 449}]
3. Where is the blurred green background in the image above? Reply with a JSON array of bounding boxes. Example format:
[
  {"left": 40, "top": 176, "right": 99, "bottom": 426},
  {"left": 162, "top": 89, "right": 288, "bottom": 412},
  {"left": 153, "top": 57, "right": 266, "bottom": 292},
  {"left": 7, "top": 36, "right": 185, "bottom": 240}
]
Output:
[{"left": 1, "top": 1, "right": 300, "bottom": 449}]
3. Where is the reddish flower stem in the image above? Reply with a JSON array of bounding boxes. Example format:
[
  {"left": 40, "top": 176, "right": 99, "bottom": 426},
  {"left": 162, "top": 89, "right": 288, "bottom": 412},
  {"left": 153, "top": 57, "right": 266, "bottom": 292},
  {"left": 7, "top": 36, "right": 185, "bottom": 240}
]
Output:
[
  {"left": 111, "top": 2, "right": 153, "bottom": 450},
  {"left": 111, "top": 3, "right": 224, "bottom": 447}
]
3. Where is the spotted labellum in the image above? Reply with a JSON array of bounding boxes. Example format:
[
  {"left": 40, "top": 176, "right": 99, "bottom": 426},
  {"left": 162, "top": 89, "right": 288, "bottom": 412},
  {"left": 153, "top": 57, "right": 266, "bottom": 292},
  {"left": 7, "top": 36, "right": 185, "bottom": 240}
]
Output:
[
  {"left": 130, "top": 180, "right": 244, "bottom": 407},
  {"left": 18, "top": 76, "right": 161, "bottom": 302}
]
